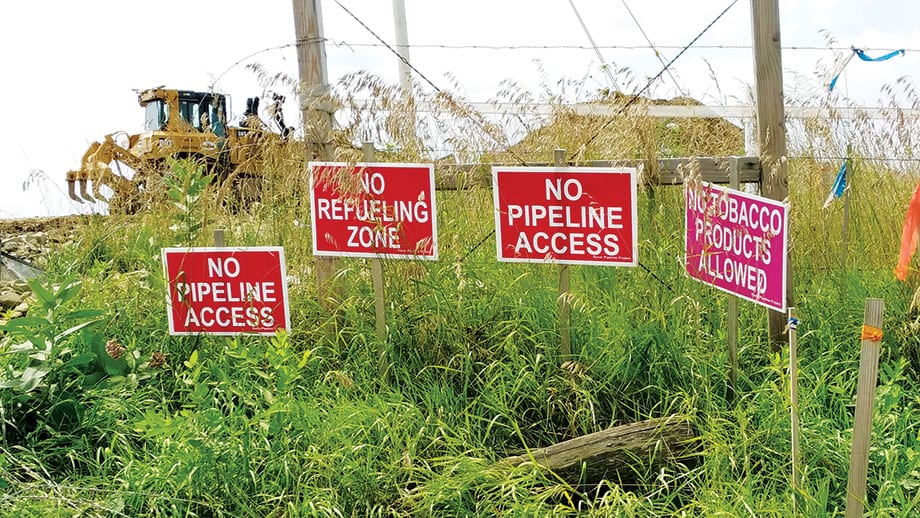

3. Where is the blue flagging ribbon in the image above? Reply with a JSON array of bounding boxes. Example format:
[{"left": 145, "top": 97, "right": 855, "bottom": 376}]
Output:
[
  {"left": 854, "top": 48, "right": 905, "bottom": 62},
  {"left": 829, "top": 47, "right": 905, "bottom": 91},
  {"left": 823, "top": 160, "right": 848, "bottom": 208}
]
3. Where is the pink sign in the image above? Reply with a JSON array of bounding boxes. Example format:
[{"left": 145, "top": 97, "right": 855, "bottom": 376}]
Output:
[
  {"left": 493, "top": 167, "right": 638, "bottom": 266},
  {"left": 685, "top": 182, "right": 788, "bottom": 311},
  {"left": 309, "top": 162, "right": 437, "bottom": 260}
]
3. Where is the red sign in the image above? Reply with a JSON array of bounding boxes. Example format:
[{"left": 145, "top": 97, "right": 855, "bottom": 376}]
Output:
[
  {"left": 162, "top": 247, "right": 291, "bottom": 335},
  {"left": 493, "top": 167, "right": 638, "bottom": 265},
  {"left": 685, "top": 182, "right": 788, "bottom": 311},
  {"left": 309, "top": 162, "right": 438, "bottom": 260}
]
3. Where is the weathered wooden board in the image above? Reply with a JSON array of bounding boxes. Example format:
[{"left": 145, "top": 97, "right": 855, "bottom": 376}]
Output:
[{"left": 503, "top": 415, "right": 698, "bottom": 486}]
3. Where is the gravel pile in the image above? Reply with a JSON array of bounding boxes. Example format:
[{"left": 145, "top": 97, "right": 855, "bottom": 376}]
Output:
[{"left": 0, "top": 216, "right": 82, "bottom": 325}]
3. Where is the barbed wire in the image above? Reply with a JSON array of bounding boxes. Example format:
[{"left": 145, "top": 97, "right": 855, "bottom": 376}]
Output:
[
  {"left": 454, "top": 0, "right": 740, "bottom": 287},
  {"left": 211, "top": 38, "right": 916, "bottom": 85},
  {"left": 787, "top": 155, "right": 920, "bottom": 164},
  {"left": 325, "top": 40, "right": 918, "bottom": 54}
]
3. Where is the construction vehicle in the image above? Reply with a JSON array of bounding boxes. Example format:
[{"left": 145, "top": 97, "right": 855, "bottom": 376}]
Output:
[{"left": 66, "top": 87, "right": 292, "bottom": 212}]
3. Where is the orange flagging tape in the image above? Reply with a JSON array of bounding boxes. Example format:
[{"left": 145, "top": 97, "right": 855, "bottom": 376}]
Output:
[{"left": 860, "top": 325, "right": 884, "bottom": 342}]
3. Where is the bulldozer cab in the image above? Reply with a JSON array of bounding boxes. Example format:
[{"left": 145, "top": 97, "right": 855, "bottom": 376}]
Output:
[
  {"left": 139, "top": 88, "right": 227, "bottom": 137},
  {"left": 67, "top": 86, "right": 285, "bottom": 211}
]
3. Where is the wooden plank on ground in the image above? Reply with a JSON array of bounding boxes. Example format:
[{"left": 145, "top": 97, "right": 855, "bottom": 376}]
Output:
[{"left": 503, "top": 415, "right": 697, "bottom": 486}]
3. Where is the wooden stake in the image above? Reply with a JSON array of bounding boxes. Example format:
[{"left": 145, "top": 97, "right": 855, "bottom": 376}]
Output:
[
  {"left": 846, "top": 298, "right": 885, "bottom": 518},
  {"left": 363, "top": 142, "right": 389, "bottom": 379},
  {"left": 555, "top": 149, "right": 571, "bottom": 358},
  {"left": 787, "top": 307, "right": 801, "bottom": 510},
  {"left": 213, "top": 229, "right": 225, "bottom": 248}
]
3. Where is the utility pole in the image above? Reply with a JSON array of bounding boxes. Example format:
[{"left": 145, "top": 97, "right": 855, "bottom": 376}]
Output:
[
  {"left": 293, "top": 0, "right": 341, "bottom": 308},
  {"left": 751, "top": 0, "right": 792, "bottom": 347},
  {"left": 391, "top": 0, "right": 418, "bottom": 155},
  {"left": 392, "top": 0, "right": 412, "bottom": 92}
]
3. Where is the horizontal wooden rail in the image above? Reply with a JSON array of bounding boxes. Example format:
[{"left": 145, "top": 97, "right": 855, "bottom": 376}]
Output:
[{"left": 434, "top": 156, "right": 761, "bottom": 190}]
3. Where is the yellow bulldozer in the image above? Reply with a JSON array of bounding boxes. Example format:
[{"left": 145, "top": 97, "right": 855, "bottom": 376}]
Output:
[{"left": 66, "top": 87, "right": 292, "bottom": 212}]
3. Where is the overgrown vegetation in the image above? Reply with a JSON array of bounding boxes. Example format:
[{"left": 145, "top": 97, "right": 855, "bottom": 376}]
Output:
[{"left": 3, "top": 67, "right": 920, "bottom": 516}]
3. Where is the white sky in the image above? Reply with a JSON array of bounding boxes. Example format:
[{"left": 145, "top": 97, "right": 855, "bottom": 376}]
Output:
[{"left": 1, "top": 0, "right": 918, "bottom": 218}]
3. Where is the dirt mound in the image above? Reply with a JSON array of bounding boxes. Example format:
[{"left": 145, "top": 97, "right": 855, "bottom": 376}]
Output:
[{"left": 0, "top": 215, "right": 89, "bottom": 237}]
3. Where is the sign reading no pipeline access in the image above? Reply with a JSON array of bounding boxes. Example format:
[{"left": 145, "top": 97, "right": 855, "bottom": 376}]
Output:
[
  {"left": 685, "top": 182, "right": 788, "bottom": 311},
  {"left": 309, "top": 162, "right": 438, "bottom": 260},
  {"left": 162, "top": 247, "right": 291, "bottom": 335},
  {"left": 493, "top": 167, "right": 638, "bottom": 265}
]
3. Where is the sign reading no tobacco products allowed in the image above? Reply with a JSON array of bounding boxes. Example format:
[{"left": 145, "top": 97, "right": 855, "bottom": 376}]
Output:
[
  {"left": 493, "top": 167, "right": 638, "bottom": 266},
  {"left": 685, "top": 182, "right": 788, "bottom": 311},
  {"left": 162, "top": 247, "right": 291, "bottom": 335},
  {"left": 309, "top": 162, "right": 438, "bottom": 260}
]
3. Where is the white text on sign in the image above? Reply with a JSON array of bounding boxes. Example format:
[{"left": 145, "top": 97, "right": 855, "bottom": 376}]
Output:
[
  {"left": 309, "top": 163, "right": 439, "bottom": 259},
  {"left": 162, "top": 248, "right": 291, "bottom": 336},
  {"left": 508, "top": 178, "right": 624, "bottom": 257},
  {"left": 684, "top": 182, "right": 788, "bottom": 311},
  {"left": 492, "top": 167, "right": 638, "bottom": 266}
]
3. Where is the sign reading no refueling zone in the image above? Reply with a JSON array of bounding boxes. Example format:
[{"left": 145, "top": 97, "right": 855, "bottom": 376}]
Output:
[
  {"left": 492, "top": 167, "right": 638, "bottom": 266},
  {"left": 162, "top": 247, "right": 291, "bottom": 335},
  {"left": 309, "top": 162, "right": 438, "bottom": 260}
]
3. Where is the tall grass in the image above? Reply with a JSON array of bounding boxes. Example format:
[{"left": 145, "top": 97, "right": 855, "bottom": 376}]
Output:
[{"left": 2, "top": 67, "right": 920, "bottom": 516}]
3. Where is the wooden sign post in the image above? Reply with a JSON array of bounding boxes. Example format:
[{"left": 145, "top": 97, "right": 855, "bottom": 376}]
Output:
[
  {"left": 492, "top": 161, "right": 639, "bottom": 362},
  {"left": 309, "top": 155, "right": 438, "bottom": 380},
  {"left": 727, "top": 158, "right": 741, "bottom": 395},
  {"left": 555, "top": 149, "right": 572, "bottom": 357},
  {"left": 363, "top": 143, "right": 389, "bottom": 378},
  {"left": 213, "top": 229, "right": 225, "bottom": 248}
]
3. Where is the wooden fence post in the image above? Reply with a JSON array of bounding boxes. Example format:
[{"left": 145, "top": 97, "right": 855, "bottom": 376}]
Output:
[
  {"left": 846, "top": 298, "right": 885, "bottom": 517},
  {"left": 751, "top": 0, "right": 793, "bottom": 349},
  {"left": 293, "top": 0, "right": 341, "bottom": 313}
]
